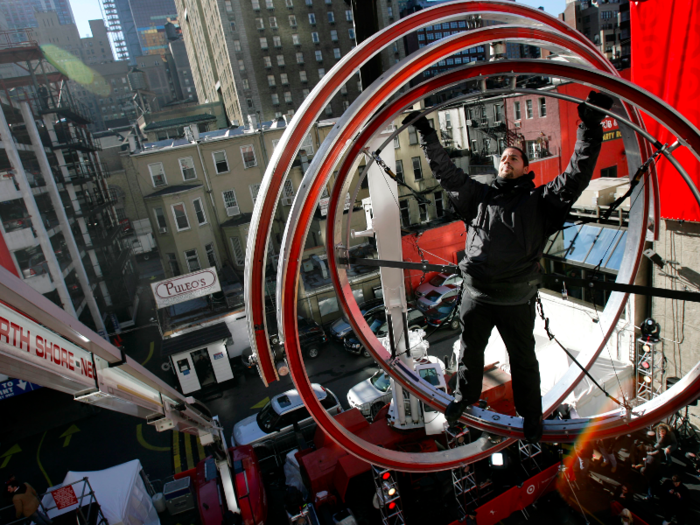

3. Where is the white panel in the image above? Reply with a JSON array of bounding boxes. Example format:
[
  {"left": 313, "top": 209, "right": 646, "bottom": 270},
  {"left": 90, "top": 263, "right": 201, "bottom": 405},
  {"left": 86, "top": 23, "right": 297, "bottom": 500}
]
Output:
[
  {"left": 224, "top": 314, "right": 249, "bottom": 358},
  {"left": 171, "top": 353, "right": 201, "bottom": 394},
  {"left": 207, "top": 343, "right": 233, "bottom": 383}
]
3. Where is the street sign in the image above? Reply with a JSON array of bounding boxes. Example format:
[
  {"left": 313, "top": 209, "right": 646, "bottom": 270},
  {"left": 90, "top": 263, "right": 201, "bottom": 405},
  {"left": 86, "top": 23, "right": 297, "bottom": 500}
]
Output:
[
  {"left": 0, "top": 377, "right": 41, "bottom": 400},
  {"left": 150, "top": 267, "right": 221, "bottom": 309}
]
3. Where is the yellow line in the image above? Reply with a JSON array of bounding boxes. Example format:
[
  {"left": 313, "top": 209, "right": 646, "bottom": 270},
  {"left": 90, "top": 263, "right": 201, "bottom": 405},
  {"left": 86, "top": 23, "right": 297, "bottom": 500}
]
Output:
[
  {"left": 173, "top": 431, "right": 181, "bottom": 474},
  {"left": 136, "top": 424, "right": 171, "bottom": 452},
  {"left": 141, "top": 341, "right": 154, "bottom": 366},
  {"left": 196, "top": 436, "right": 206, "bottom": 461},
  {"left": 184, "top": 432, "right": 195, "bottom": 470},
  {"left": 36, "top": 431, "right": 52, "bottom": 487}
]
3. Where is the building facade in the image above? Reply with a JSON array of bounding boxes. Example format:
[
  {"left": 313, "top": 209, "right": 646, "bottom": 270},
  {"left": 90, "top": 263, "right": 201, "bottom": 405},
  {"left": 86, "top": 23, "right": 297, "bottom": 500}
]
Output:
[
  {"left": 0, "top": 41, "right": 139, "bottom": 334},
  {"left": 0, "top": 0, "right": 74, "bottom": 29}
]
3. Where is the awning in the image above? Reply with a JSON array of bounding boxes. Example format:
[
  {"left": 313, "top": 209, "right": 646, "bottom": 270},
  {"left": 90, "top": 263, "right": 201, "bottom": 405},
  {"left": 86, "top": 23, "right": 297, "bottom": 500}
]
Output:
[{"left": 161, "top": 322, "right": 231, "bottom": 357}]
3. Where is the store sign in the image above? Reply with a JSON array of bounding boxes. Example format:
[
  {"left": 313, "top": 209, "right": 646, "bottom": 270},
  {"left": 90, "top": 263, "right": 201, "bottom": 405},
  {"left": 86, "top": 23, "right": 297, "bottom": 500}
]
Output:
[
  {"left": 0, "top": 304, "right": 96, "bottom": 388},
  {"left": 602, "top": 117, "right": 622, "bottom": 142},
  {"left": 151, "top": 267, "right": 221, "bottom": 309}
]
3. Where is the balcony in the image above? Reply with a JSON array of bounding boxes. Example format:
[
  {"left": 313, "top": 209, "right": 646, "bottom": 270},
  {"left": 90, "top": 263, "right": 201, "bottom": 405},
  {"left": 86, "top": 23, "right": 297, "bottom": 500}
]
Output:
[{"left": 3, "top": 225, "right": 39, "bottom": 251}]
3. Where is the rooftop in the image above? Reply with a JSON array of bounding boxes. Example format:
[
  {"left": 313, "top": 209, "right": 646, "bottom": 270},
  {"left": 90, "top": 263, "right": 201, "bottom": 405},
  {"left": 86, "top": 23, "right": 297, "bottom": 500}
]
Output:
[
  {"left": 142, "top": 114, "right": 218, "bottom": 132},
  {"left": 145, "top": 184, "right": 202, "bottom": 199},
  {"left": 161, "top": 322, "right": 231, "bottom": 357}
]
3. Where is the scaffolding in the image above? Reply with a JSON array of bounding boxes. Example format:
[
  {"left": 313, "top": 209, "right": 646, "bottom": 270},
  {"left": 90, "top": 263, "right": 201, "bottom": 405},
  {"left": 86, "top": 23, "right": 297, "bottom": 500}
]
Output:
[{"left": 634, "top": 337, "right": 665, "bottom": 404}]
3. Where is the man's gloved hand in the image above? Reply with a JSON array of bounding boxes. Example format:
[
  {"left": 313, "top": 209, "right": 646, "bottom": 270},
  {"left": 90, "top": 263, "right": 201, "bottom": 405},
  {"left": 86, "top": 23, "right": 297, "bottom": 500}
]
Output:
[
  {"left": 401, "top": 111, "right": 433, "bottom": 136},
  {"left": 577, "top": 91, "right": 614, "bottom": 127}
]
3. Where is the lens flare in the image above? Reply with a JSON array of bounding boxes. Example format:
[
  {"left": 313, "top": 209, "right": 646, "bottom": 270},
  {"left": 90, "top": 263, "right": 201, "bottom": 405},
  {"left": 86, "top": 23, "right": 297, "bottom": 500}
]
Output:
[{"left": 40, "top": 45, "right": 111, "bottom": 97}]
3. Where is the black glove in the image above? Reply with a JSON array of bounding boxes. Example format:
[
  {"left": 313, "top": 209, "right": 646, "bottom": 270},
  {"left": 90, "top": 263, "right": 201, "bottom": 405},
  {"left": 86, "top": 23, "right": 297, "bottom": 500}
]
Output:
[
  {"left": 401, "top": 111, "right": 433, "bottom": 136},
  {"left": 578, "top": 91, "right": 614, "bottom": 127}
]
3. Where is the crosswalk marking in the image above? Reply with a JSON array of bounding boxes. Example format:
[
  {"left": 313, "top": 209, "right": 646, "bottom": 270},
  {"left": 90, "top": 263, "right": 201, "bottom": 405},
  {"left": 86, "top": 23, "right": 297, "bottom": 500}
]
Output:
[{"left": 172, "top": 431, "right": 208, "bottom": 474}]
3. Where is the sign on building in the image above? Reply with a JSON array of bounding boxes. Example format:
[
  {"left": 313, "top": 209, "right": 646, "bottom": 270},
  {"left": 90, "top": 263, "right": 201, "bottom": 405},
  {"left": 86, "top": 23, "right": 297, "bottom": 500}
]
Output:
[{"left": 151, "top": 267, "right": 221, "bottom": 309}]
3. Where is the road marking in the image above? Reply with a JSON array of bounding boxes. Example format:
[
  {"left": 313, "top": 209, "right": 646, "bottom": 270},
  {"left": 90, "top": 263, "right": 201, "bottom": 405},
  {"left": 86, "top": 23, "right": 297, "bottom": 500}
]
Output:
[
  {"left": 141, "top": 342, "right": 154, "bottom": 366},
  {"left": 136, "top": 424, "right": 171, "bottom": 452},
  {"left": 173, "top": 431, "right": 181, "bottom": 474},
  {"left": 36, "top": 431, "right": 52, "bottom": 487},
  {"left": 251, "top": 397, "right": 270, "bottom": 409},
  {"left": 60, "top": 425, "right": 80, "bottom": 447},
  {"left": 184, "top": 433, "right": 195, "bottom": 470},
  {"left": 196, "top": 436, "right": 206, "bottom": 461},
  {"left": 0, "top": 444, "right": 21, "bottom": 469}
]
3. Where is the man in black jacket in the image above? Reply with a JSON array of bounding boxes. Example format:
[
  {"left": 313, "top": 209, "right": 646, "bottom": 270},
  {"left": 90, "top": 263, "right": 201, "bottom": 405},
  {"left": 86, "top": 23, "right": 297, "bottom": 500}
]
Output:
[{"left": 403, "top": 91, "right": 613, "bottom": 442}]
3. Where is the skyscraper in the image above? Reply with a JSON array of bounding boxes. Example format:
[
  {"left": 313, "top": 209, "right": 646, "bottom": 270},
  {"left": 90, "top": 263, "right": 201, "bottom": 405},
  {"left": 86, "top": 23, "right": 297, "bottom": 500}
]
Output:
[{"left": 0, "top": 0, "right": 75, "bottom": 29}]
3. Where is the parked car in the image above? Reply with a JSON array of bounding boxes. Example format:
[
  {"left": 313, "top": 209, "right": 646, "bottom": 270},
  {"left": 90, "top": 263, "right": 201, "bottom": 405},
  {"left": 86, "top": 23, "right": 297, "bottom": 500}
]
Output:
[
  {"left": 424, "top": 294, "right": 460, "bottom": 330},
  {"left": 21, "top": 254, "right": 49, "bottom": 278},
  {"left": 347, "top": 355, "right": 447, "bottom": 422},
  {"left": 231, "top": 383, "right": 343, "bottom": 452},
  {"left": 343, "top": 308, "right": 427, "bottom": 357},
  {"left": 267, "top": 313, "right": 328, "bottom": 358},
  {"left": 415, "top": 272, "right": 463, "bottom": 298},
  {"left": 328, "top": 298, "right": 384, "bottom": 342},
  {"left": 2, "top": 209, "right": 30, "bottom": 233},
  {"left": 417, "top": 283, "right": 461, "bottom": 313}
]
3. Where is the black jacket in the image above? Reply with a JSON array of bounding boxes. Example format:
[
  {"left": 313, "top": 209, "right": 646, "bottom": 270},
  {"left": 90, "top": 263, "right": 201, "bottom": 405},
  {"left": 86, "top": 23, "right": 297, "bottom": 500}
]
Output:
[{"left": 422, "top": 123, "right": 603, "bottom": 304}]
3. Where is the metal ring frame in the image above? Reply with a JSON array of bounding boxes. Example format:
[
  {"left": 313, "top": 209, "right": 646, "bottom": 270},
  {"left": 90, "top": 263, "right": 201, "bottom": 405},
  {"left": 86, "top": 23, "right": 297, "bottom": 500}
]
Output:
[{"left": 246, "top": 3, "right": 700, "bottom": 471}]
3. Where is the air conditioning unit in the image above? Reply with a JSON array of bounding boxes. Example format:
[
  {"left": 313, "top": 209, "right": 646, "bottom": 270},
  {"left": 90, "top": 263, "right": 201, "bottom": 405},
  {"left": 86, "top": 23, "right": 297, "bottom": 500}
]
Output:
[
  {"left": 514, "top": 121, "right": 521, "bottom": 128},
  {"left": 466, "top": 119, "right": 475, "bottom": 127},
  {"left": 159, "top": 227, "right": 167, "bottom": 234},
  {"left": 226, "top": 206, "right": 240, "bottom": 217},
  {"left": 282, "top": 196, "right": 294, "bottom": 206}
]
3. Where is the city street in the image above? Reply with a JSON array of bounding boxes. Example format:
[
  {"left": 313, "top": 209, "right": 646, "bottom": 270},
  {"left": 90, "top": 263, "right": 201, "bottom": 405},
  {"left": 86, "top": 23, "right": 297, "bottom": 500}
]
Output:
[{"left": 1, "top": 271, "right": 461, "bottom": 501}]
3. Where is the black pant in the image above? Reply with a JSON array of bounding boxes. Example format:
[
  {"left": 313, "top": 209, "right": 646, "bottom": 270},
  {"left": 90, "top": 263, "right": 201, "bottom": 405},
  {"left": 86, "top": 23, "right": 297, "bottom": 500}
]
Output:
[{"left": 458, "top": 290, "right": 542, "bottom": 420}]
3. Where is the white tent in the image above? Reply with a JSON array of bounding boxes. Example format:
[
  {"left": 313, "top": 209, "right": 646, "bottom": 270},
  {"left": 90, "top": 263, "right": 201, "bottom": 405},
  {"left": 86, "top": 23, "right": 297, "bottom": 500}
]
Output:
[{"left": 41, "top": 459, "right": 160, "bottom": 525}]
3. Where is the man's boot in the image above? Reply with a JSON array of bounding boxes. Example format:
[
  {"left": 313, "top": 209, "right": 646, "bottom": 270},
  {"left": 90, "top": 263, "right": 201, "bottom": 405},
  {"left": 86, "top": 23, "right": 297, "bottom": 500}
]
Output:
[{"left": 446, "top": 370, "right": 479, "bottom": 426}]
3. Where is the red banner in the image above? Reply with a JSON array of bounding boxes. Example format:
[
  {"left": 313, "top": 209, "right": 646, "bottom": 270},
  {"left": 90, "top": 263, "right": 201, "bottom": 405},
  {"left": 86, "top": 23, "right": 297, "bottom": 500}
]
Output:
[
  {"left": 632, "top": 1, "right": 700, "bottom": 222},
  {"left": 475, "top": 486, "right": 519, "bottom": 525},
  {"left": 51, "top": 485, "right": 78, "bottom": 510},
  {"left": 514, "top": 463, "right": 559, "bottom": 510}
]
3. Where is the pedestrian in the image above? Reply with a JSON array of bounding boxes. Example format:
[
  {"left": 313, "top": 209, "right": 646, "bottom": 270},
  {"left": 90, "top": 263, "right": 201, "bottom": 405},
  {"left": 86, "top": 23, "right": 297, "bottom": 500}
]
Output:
[
  {"left": 596, "top": 438, "right": 618, "bottom": 473},
  {"left": 619, "top": 508, "right": 634, "bottom": 525},
  {"left": 402, "top": 90, "right": 614, "bottom": 442},
  {"left": 660, "top": 474, "right": 689, "bottom": 525},
  {"left": 648, "top": 423, "right": 677, "bottom": 466},
  {"left": 641, "top": 450, "right": 661, "bottom": 500},
  {"left": 6, "top": 479, "right": 52, "bottom": 525}
]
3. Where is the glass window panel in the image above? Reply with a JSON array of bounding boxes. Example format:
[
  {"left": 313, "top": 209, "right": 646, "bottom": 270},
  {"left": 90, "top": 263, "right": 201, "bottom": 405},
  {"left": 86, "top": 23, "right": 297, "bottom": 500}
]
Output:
[
  {"left": 567, "top": 225, "right": 601, "bottom": 262},
  {"left": 583, "top": 228, "right": 623, "bottom": 267},
  {"left": 546, "top": 223, "right": 581, "bottom": 258},
  {"left": 604, "top": 231, "right": 628, "bottom": 271}
]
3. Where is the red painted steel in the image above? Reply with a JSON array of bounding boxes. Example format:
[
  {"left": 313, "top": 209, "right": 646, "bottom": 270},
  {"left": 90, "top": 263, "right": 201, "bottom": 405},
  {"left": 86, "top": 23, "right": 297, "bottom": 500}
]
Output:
[{"left": 247, "top": 0, "right": 617, "bottom": 386}]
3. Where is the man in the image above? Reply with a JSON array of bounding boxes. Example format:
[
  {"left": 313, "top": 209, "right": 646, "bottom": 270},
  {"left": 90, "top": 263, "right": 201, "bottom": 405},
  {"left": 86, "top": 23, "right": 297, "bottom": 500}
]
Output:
[
  {"left": 403, "top": 91, "right": 613, "bottom": 442},
  {"left": 649, "top": 423, "right": 677, "bottom": 466},
  {"left": 660, "top": 474, "right": 689, "bottom": 524},
  {"left": 7, "top": 479, "right": 52, "bottom": 525}
]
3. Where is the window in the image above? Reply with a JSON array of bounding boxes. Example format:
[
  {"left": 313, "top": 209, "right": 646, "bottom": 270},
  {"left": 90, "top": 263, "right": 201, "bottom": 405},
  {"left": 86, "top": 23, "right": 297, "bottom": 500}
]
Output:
[
  {"left": 309, "top": 13, "right": 316, "bottom": 24},
  {"left": 286, "top": 0, "right": 293, "bottom": 6},
  {"left": 238, "top": 59, "right": 245, "bottom": 71},
  {"left": 483, "top": 137, "right": 490, "bottom": 151},
  {"left": 154, "top": 207, "right": 167, "bottom": 231},
  {"left": 205, "top": 243, "right": 217, "bottom": 268},
  {"left": 223, "top": 189, "right": 239, "bottom": 215},
  {"left": 292, "top": 33, "right": 300, "bottom": 45},
  {"left": 241, "top": 145, "right": 257, "bottom": 168},
  {"left": 250, "top": 183, "right": 261, "bottom": 204},
  {"left": 342, "top": 100, "right": 349, "bottom": 111},
  {"left": 284, "top": 91, "right": 292, "bottom": 103},
  {"left": 412, "top": 156, "right": 423, "bottom": 180},
  {"left": 340, "top": 83, "right": 347, "bottom": 95},
  {"left": 267, "top": 74, "right": 276, "bottom": 86},
  {"left": 231, "top": 237, "right": 245, "bottom": 266},
  {"left": 348, "top": 28, "right": 355, "bottom": 39},
  {"left": 289, "top": 15, "right": 297, "bottom": 27},
  {"left": 408, "top": 125, "right": 418, "bottom": 145},
  {"left": 269, "top": 16, "right": 278, "bottom": 28},
  {"left": 247, "top": 98, "right": 254, "bottom": 109},
  {"left": 266, "top": 0, "right": 274, "bottom": 8},
  {"left": 302, "top": 88, "right": 310, "bottom": 98},
  {"left": 434, "top": 191, "right": 444, "bottom": 218},
  {"left": 305, "top": 0, "right": 312, "bottom": 4},
  {"left": 193, "top": 198, "right": 207, "bottom": 225},
  {"left": 296, "top": 52, "right": 304, "bottom": 64},
  {"left": 526, "top": 99, "right": 533, "bottom": 119},
  {"left": 493, "top": 105, "right": 503, "bottom": 123},
  {"left": 400, "top": 200, "right": 410, "bottom": 227},
  {"left": 333, "top": 48, "right": 341, "bottom": 59},
  {"left": 315, "top": 50, "right": 323, "bottom": 61},
  {"left": 283, "top": 180, "right": 295, "bottom": 204},
  {"left": 167, "top": 253, "right": 180, "bottom": 276},
  {"left": 345, "top": 9, "right": 353, "bottom": 21},
  {"left": 184, "top": 249, "right": 201, "bottom": 272},
  {"left": 393, "top": 126, "right": 400, "bottom": 148},
  {"left": 330, "top": 30, "right": 338, "bottom": 42},
  {"left": 263, "top": 56, "right": 272, "bottom": 67},
  {"left": 419, "top": 202, "right": 428, "bottom": 222},
  {"left": 233, "top": 40, "right": 241, "bottom": 52},
  {"left": 318, "top": 68, "right": 325, "bottom": 78},
  {"left": 327, "top": 12, "right": 334, "bottom": 23},
  {"left": 311, "top": 32, "right": 320, "bottom": 43},
  {"left": 275, "top": 54, "right": 284, "bottom": 66},
  {"left": 601, "top": 166, "right": 618, "bottom": 178},
  {"left": 325, "top": 104, "right": 332, "bottom": 115},
  {"left": 213, "top": 150, "right": 229, "bottom": 173},
  {"left": 260, "top": 37, "right": 268, "bottom": 49},
  {"left": 514, "top": 100, "right": 521, "bottom": 120},
  {"left": 395, "top": 159, "right": 404, "bottom": 182},
  {"left": 255, "top": 18, "right": 264, "bottom": 29},
  {"left": 299, "top": 70, "right": 308, "bottom": 82},
  {"left": 252, "top": 0, "right": 260, "bottom": 9},
  {"left": 272, "top": 35, "right": 282, "bottom": 48},
  {"left": 271, "top": 93, "right": 280, "bottom": 105},
  {"left": 171, "top": 203, "right": 190, "bottom": 231},
  {"left": 538, "top": 97, "right": 547, "bottom": 117},
  {"left": 148, "top": 163, "right": 166, "bottom": 187},
  {"left": 388, "top": 6, "right": 393, "bottom": 17}
]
